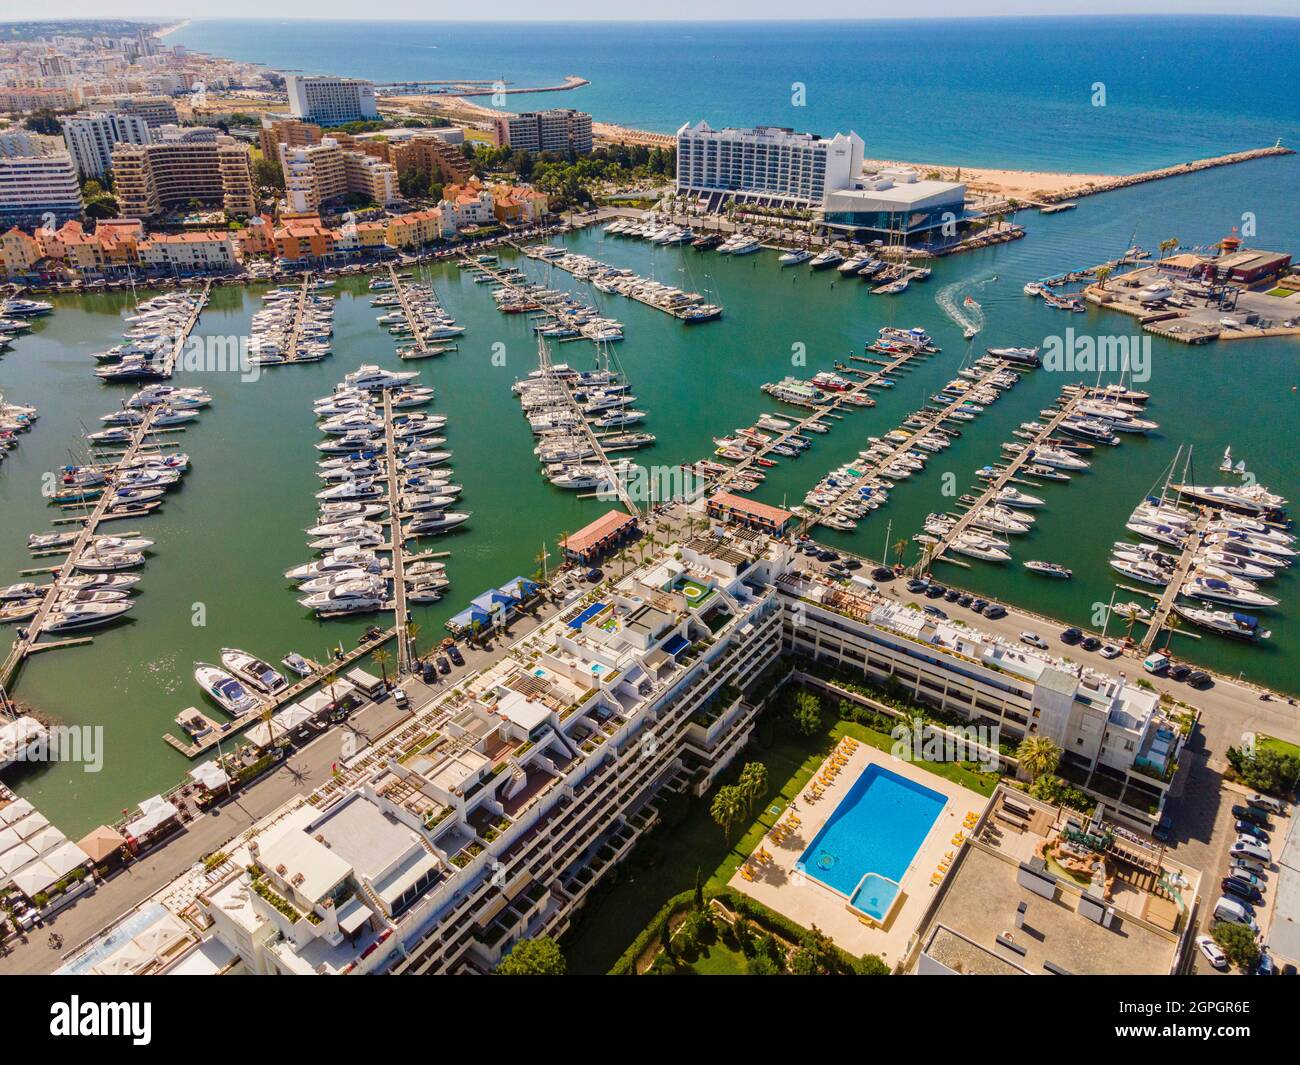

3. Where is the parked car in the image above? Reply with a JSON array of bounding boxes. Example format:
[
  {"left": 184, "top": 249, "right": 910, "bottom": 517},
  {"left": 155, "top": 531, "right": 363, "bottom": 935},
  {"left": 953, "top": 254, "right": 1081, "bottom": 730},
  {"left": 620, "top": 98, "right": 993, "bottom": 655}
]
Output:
[
  {"left": 1248, "top": 793, "right": 1286, "bottom": 815},
  {"left": 1227, "top": 863, "right": 1263, "bottom": 886},
  {"left": 1187, "top": 670, "right": 1212, "bottom": 689},
  {"left": 923, "top": 605, "right": 948, "bottom": 620},
  {"left": 1081, "top": 636, "right": 1102, "bottom": 652},
  {"left": 843, "top": 558, "right": 862, "bottom": 570},
  {"left": 1237, "top": 823, "right": 1270, "bottom": 845},
  {"left": 1170, "top": 664, "right": 1192, "bottom": 682},
  {"left": 1019, "top": 631, "right": 1049, "bottom": 649},
  {"left": 925, "top": 584, "right": 947, "bottom": 599},
  {"left": 1099, "top": 644, "right": 1122, "bottom": 659},
  {"left": 982, "top": 604, "right": 1007, "bottom": 619},
  {"left": 944, "top": 588, "right": 961, "bottom": 602},
  {"left": 906, "top": 578, "right": 929, "bottom": 593},
  {"left": 585, "top": 568, "right": 604, "bottom": 582},
  {"left": 1152, "top": 815, "right": 1174, "bottom": 842},
  {"left": 1060, "top": 627, "right": 1083, "bottom": 645},
  {"left": 1221, "top": 877, "right": 1264, "bottom": 904},
  {"left": 1196, "top": 934, "right": 1229, "bottom": 971},
  {"left": 447, "top": 645, "right": 464, "bottom": 667},
  {"left": 1256, "top": 951, "right": 1277, "bottom": 976},
  {"left": 958, "top": 594, "right": 973, "bottom": 607},
  {"left": 1230, "top": 840, "right": 1271, "bottom": 864},
  {"left": 871, "top": 567, "right": 894, "bottom": 582},
  {"left": 1233, "top": 805, "right": 1271, "bottom": 828},
  {"left": 971, "top": 598, "right": 988, "bottom": 613}
]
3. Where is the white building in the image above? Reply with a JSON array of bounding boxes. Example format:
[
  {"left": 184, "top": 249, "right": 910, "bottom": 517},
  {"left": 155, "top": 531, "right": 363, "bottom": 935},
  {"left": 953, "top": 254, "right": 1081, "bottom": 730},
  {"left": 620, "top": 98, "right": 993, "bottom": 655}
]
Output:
[
  {"left": 822, "top": 167, "right": 969, "bottom": 238},
  {"left": 675, "top": 121, "right": 864, "bottom": 211},
  {"left": 0, "top": 137, "right": 82, "bottom": 227},
  {"left": 286, "top": 75, "right": 380, "bottom": 127},
  {"left": 493, "top": 109, "right": 593, "bottom": 155},
  {"left": 61, "top": 111, "right": 153, "bottom": 179}
]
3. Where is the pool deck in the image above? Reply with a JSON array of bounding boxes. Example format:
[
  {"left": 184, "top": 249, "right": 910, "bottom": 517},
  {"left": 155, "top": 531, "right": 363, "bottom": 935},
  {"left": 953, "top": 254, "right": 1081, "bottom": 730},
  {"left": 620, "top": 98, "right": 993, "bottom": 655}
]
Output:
[{"left": 729, "top": 743, "right": 990, "bottom": 965}]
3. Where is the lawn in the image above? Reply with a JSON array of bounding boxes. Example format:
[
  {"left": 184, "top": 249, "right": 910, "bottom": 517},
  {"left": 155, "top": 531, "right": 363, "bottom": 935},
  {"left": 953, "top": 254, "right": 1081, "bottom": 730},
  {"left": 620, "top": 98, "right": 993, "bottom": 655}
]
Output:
[
  {"left": 562, "top": 694, "right": 1002, "bottom": 974},
  {"left": 1258, "top": 734, "right": 1300, "bottom": 761},
  {"left": 677, "top": 938, "right": 750, "bottom": 975}
]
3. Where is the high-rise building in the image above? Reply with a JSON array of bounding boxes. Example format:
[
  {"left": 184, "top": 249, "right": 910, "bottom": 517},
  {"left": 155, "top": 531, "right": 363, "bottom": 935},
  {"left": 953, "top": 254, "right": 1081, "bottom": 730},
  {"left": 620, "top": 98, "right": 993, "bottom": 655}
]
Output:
[
  {"left": 285, "top": 75, "right": 379, "bottom": 127},
  {"left": 492, "top": 109, "right": 593, "bottom": 155},
  {"left": 279, "top": 138, "right": 397, "bottom": 213},
  {"left": 674, "top": 121, "right": 864, "bottom": 211},
  {"left": 0, "top": 137, "right": 82, "bottom": 227},
  {"left": 111, "top": 132, "right": 255, "bottom": 220},
  {"left": 258, "top": 115, "right": 323, "bottom": 166},
  {"left": 60, "top": 112, "right": 153, "bottom": 179}
]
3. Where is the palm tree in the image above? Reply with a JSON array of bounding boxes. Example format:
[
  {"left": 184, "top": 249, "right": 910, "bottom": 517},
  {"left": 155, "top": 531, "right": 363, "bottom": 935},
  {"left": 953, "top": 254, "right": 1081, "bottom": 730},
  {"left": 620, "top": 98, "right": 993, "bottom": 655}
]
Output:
[
  {"left": 1016, "top": 736, "right": 1061, "bottom": 782},
  {"left": 1095, "top": 264, "right": 1113, "bottom": 290},
  {"left": 710, "top": 785, "right": 744, "bottom": 842},
  {"left": 322, "top": 668, "right": 340, "bottom": 714},
  {"left": 1163, "top": 613, "right": 1181, "bottom": 652},
  {"left": 1158, "top": 237, "right": 1179, "bottom": 262},
  {"left": 1123, "top": 606, "right": 1141, "bottom": 643},
  {"left": 738, "top": 762, "right": 768, "bottom": 816},
  {"left": 892, "top": 538, "right": 909, "bottom": 567},
  {"left": 405, "top": 620, "right": 421, "bottom": 662},
  {"left": 371, "top": 647, "right": 392, "bottom": 688}
]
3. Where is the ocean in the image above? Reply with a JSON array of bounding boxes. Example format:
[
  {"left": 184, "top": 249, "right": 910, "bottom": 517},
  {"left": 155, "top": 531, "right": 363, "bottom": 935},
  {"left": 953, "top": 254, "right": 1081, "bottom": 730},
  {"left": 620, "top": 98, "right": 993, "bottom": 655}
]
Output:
[{"left": 169, "top": 16, "right": 1300, "bottom": 172}]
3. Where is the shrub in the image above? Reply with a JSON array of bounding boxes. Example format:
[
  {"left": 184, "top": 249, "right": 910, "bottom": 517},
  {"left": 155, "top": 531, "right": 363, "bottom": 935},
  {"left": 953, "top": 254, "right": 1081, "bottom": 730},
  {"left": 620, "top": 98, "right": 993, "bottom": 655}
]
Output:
[{"left": 1212, "top": 922, "right": 1261, "bottom": 970}]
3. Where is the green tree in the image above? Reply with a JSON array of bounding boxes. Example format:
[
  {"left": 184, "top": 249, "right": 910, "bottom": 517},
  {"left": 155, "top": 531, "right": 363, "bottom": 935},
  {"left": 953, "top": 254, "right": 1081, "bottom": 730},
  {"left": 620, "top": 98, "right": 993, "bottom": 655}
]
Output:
[
  {"left": 746, "top": 951, "right": 782, "bottom": 975},
  {"left": 1016, "top": 736, "right": 1062, "bottom": 782},
  {"left": 1212, "top": 922, "right": 1261, "bottom": 970},
  {"left": 494, "top": 936, "right": 566, "bottom": 975},
  {"left": 854, "top": 953, "right": 891, "bottom": 975},
  {"left": 787, "top": 925, "right": 837, "bottom": 975},
  {"left": 791, "top": 690, "right": 823, "bottom": 737},
  {"left": 657, "top": 913, "right": 675, "bottom": 962},
  {"left": 738, "top": 761, "right": 769, "bottom": 816},
  {"left": 371, "top": 647, "right": 392, "bottom": 687},
  {"left": 709, "top": 786, "right": 744, "bottom": 841}
]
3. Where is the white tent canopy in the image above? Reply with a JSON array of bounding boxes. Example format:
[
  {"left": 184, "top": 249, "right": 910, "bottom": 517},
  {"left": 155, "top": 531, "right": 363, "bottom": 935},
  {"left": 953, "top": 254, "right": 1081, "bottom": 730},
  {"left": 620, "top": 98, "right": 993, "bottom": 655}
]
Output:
[
  {"left": 23, "top": 825, "right": 67, "bottom": 857},
  {"left": 40, "top": 840, "right": 90, "bottom": 880},
  {"left": 124, "top": 796, "right": 178, "bottom": 840},
  {"left": 11, "top": 859, "right": 60, "bottom": 897},
  {"left": 188, "top": 761, "right": 230, "bottom": 791},
  {"left": 0, "top": 842, "right": 37, "bottom": 878},
  {"left": 0, "top": 798, "right": 34, "bottom": 824}
]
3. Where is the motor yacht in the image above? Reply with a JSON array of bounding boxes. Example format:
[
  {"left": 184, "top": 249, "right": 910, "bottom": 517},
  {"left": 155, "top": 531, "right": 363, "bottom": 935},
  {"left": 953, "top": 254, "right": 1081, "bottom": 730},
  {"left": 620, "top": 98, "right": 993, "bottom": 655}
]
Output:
[
  {"left": 194, "top": 663, "right": 262, "bottom": 716},
  {"left": 220, "top": 648, "right": 288, "bottom": 695}
]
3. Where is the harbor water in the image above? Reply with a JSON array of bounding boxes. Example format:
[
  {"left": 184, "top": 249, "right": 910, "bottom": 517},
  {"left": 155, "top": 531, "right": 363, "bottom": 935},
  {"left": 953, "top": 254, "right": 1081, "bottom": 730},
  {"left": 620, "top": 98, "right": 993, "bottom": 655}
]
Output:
[{"left": 1, "top": 155, "right": 1298, "bottom": 833}]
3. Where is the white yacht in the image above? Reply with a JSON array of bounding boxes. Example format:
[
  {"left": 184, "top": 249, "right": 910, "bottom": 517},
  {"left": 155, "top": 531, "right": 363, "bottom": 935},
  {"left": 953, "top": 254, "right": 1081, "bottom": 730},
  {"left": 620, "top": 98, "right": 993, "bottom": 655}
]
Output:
[
  {"left": 1173, "top": 605, "right": 1271, "bottom": 641},
  {"left": 1183, "top": 575, "right": 1277, "bottom": 609},
  {"left": 220, "top": 648, "right": 288, "bottom": 695},
  {"left": 40, "top": 601, "right": 133, "bottom": 632},
  {"left": 299, "top": 579, "right": 388, "bottom": 614},
  {"left": 195, "top": 663, "right": 262, "bottom": 716},
  {"left": 778, "top": 249, "right": 813, "bottom": 267},
  {"left": 996, "top": 487, "right": 1045, "bottom": 508}
]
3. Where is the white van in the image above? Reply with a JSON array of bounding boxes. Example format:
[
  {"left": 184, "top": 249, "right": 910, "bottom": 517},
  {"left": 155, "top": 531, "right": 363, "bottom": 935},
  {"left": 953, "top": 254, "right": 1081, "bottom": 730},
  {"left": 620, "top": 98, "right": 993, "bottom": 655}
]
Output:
[
  {"left": 1142, "top": 652, "right": 1170, "bottom": 674},
  {"left": 1213, "top": 896, "right": 1259, "bottom": 933},
  {"left": 850, "top": 574, "right": 878, "bottom": 594},
  {"left": 1229, "top": 839, "right": 1271, "bottom": 864}
]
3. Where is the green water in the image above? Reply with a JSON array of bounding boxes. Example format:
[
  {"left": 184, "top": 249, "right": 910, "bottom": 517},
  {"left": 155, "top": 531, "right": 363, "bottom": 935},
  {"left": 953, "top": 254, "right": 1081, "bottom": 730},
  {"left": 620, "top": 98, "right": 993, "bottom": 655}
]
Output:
[{"left": 1, "top": 154, "right": 1297, "bottom": 833}]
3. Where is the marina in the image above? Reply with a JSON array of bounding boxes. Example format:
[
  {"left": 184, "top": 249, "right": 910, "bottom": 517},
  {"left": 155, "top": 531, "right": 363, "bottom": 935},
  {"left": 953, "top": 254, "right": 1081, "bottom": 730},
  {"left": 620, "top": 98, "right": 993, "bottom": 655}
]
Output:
[{"left": 0, "top": 178, "right": 1298, "bottom": 832}]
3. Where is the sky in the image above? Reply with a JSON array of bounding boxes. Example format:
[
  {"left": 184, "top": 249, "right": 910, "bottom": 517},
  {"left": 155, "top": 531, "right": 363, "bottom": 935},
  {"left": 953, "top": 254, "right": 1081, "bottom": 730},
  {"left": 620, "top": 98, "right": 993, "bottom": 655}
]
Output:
[{"left": 11, "top": 3, "right": 1300, "bottom": 21}]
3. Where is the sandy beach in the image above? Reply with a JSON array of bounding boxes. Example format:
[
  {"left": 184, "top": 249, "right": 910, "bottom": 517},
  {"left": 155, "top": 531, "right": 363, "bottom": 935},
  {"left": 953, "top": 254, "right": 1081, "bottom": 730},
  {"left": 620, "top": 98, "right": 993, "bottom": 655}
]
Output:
[{"left": 861, "top": 157, "right": 1113, "bottom": 201}]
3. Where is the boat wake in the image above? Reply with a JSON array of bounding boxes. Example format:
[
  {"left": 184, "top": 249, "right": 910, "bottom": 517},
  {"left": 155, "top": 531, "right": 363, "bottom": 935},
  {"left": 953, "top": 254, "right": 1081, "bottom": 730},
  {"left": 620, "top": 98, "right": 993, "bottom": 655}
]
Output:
[{"left": 937, "top": 275, "right": 995, "bottom": 338}]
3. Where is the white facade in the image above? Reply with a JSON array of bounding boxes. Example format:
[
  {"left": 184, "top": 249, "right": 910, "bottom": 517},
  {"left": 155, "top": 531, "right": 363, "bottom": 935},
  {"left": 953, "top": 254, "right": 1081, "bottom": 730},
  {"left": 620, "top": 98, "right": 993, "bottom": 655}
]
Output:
[
  {"left": 61, "top": 112, "right": 152, "bottom": 179},
  {"left": 286, "top": 75, "right": 380, "bottom": 127},
  {"left": 675, "top": 121, "right": 864, "bottom": 209},
  {"left": 0, "top": 149, "right": 82, "bottom": 227}
]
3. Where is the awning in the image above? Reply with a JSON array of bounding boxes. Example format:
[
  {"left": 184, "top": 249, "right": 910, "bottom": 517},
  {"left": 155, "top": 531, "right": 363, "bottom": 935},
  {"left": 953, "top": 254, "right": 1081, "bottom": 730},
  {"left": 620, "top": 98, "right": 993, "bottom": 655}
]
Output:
[
  {"left": 0, "top": 842, "right": 37, "bottom": 878},
  {"left": 0, "top": 798, "right": 34, "bottom": 824},
  {"left": 76, "top": 825, "right": 127, "bottom": 863},
  {"left": 11, "top": 859, "right": 60, "bottom": 897},
  {"left": 23, "top": 825, "right": 67, "bottom": 857},
  {"left": 337, "top": 895, "right": 373, "bottom": 936},
  {"left": 12, "top": 811, "right": 49, "bottom": 838},
  {"left": 273, "top": 704, "right": 315, "bottom": 731},
  {"left": 124, "top": 797, "right": 179, "bottom": 839},
  {"left": 40, "top": 840, "right": 90, "bottom": 880},
  {"left": 188, "top": 761, "right": 230, "bottom": 791}
]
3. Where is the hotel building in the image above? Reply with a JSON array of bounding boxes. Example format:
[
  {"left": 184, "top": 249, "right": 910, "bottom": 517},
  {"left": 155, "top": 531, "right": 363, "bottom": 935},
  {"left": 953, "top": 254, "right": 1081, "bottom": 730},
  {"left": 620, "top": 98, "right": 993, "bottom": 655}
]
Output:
[
  {"left": 60, "top": 111, "right": 152, "bottom": 179},
  {"left": 111, "top": 130, "right": 255, "bottom": 220},
  {"left": 675, "top": 121, "right": 864, "bottom": 211},
  {"left": 90, "top": 94, "right": 179, "bottom": 129},
  {"left": 0, "top": 133, "right": 82, "bottom": 228},
  {"left": 493, "top": 109, "right": 593, "bottom": 155},
  {"left": 777, "top": 570, "right": 1188, "bottom": 827},
  {"left": 285, "top": 75, "right": 380, "bottom": 127}
]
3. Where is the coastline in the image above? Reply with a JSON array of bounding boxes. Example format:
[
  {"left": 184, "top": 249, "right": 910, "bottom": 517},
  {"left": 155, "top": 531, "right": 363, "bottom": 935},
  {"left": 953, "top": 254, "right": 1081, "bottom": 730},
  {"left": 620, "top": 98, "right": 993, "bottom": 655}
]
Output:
[{"left": 154, "top": 19, "right": 191, "bottom": 39}]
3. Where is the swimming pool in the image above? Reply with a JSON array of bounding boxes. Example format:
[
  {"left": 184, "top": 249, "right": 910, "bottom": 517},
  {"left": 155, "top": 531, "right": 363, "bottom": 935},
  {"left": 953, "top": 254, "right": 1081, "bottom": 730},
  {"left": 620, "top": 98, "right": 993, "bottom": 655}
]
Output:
[{"left": 797, "top": 764, "right": 946, "bottom": 920}]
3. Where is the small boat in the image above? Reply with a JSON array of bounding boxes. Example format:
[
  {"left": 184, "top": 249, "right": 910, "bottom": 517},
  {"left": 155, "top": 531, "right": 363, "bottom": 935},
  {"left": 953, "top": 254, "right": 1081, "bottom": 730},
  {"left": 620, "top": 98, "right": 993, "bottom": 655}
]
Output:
[
  {"left": 1024, "top": 560, "right": 1072, "bottom": 579},
  {"left": 282, "top": 652, "right": 314, "bottom": 677}
]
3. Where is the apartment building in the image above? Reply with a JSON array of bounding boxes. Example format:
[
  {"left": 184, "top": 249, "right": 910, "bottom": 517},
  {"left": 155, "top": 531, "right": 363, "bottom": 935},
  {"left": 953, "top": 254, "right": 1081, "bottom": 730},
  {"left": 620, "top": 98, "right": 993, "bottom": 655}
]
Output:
[
  {"left": 279, "top": 138, "right": 398, "bottom": 213},
  {"left": 60, "top": 111, "right": 152, "bottom": 178},
  {"left": 675, "top": 121, "right": 864, "bottom": 211},
  {"left": 439, "top": 178, "right": 496, "bottom": 229},
  {"left": 492, "top": 109, "right": 593, "bottom": 155},
  {"left": 0, "top": 136, "right": 82, "bottom": 227},
  {"left": 0, "top": 87, "right": 82, "bottom": 112},
  {"left": 382, "top": 131, "right": 473, "bottom": 185},
  {"left": 489, "top": 183, "right": 549, "bottom": 224},
  {"left": 137, "top": 230, "right": 239, "bottom": 272},
  {"left": 112, "top": 131, "right": 255, "bottom": 219},
  {"left": 257, "top": 114, "right": 323, "bottom": 165},
  {"left": 91, "top": 94, "right": 178, "bottom": 128},
  {"left": 285, "top": 75, "right": 379, "bottom": 127},
  {"left": 59, "top": 528, "right": 785, "bottom": 975},
  {"left": 384, "top": 208, "right": 453, "bottom": 250},
  {"left": 776, "top": 570, "right": 1188, "bottom": 826}
]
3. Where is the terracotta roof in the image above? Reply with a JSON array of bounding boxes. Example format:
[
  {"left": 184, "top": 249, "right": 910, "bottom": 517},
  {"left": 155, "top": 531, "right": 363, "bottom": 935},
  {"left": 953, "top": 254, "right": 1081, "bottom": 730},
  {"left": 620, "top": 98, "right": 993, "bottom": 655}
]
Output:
[
  {"left": 707, "top": 491, "right": 793, "bottom": 526},
  {"left": 562, "top": 509, "right": 638, "bottom": 555}
]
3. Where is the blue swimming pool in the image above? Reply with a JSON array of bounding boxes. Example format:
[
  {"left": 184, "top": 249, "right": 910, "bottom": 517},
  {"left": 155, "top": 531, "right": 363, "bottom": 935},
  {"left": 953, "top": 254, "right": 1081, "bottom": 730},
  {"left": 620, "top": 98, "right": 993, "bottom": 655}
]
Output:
[{"left": 797, "top": 764, "right": 946, "bottom": 915}]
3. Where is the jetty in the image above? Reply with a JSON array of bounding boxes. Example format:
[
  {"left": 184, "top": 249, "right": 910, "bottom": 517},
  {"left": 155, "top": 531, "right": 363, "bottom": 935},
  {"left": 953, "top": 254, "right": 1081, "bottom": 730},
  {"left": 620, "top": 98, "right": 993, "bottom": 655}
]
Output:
[
  {"left": 1139, "top": 510, "right": 1212, "bottom": 654},
  {"left": 0, "top": 408, "right": 160, "bottom": 688},
  {"left": 159, "top": 279, "right": 211, "bottom": 376},
  {"left": 382, "top": 391, "right": 413, "bottom": 672},
  {"left": 922, "top": 391, "right": 1085, "bottom": 570}
]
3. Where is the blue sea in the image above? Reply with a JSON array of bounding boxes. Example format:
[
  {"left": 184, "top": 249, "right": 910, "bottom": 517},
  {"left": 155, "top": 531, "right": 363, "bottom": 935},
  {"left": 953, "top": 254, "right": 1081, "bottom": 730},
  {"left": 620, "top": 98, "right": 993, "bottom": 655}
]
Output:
[{"left": 170, "top": 17, "right": 1300, "bottom": 172}]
